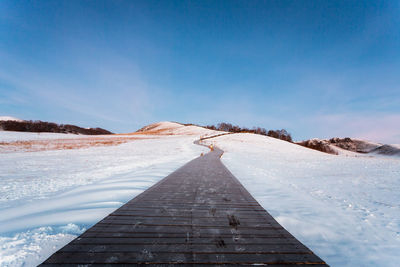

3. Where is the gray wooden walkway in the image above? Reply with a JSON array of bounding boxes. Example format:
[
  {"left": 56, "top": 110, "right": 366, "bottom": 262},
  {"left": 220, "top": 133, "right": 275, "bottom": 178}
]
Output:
[{"left": 40, "top": 147, "right": 327, "bottom": 266}]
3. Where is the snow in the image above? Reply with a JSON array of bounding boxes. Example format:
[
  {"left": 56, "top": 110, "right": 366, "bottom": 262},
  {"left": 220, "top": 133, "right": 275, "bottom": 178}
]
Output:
[
  {"left": 1, "top": 125, "right": 399, "bottom": 266},
  {"left": 0, "top": 225, "right": 84, "bottom": 267},
  {"left": 0, "top": 131, "right": 86, "bottom": 142},
  {"left": 0, "top": 134, "right": 208, "bottom": 266},
  {"left": 331, "top": 145, "right": 365, "bottom": 156},
  {"left": 0, "top": 116, "right": 24, "bottom": 122},
  {"left": 142, "top": 121, "right": 183, "bottom": 131},
  {"left": 203, "top": 133, "right": 400, "bottom": 266},
  {"left": 137, "top": 121, "right": 223, "bottom": 136}
]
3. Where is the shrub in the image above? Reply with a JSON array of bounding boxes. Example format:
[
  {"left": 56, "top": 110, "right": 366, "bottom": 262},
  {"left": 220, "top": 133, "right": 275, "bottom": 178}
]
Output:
[{"left": 205, "top": 122, "right": 292, "bottom": 142}]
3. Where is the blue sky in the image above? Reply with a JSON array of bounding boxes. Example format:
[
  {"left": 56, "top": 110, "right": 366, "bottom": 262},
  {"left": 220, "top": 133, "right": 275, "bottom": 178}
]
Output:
[{"left": 1, "top": 1, "right": 399, "bottom": 142}]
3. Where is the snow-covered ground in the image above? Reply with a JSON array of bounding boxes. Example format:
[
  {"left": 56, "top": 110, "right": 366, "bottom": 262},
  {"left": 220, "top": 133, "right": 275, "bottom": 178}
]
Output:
[
  {"left": 0, "top": 131, "right": 88, "bottom": 142},
  {"left": 203, "top": 133, "right": 400, "bottom": 266},
  {"left": 0, "top": 133, "right": 208, "bottom": 266},
  {"left": 1, "top": 123, "right": 399, "bottom": 266}
]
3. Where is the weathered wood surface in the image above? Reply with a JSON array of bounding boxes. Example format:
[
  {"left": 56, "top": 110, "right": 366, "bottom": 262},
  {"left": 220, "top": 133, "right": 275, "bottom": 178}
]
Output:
[{"left": 40, "top": 147, "right": 328, "bottom": 266}]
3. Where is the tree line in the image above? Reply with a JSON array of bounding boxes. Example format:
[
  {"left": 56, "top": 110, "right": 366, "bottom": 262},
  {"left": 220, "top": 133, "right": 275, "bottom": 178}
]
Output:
[
  {"left": 204, "top": 122, "right": 293, "bottom": 142},
  {"left": 0, "top": 120, "right": 112, "bottom": 135}
]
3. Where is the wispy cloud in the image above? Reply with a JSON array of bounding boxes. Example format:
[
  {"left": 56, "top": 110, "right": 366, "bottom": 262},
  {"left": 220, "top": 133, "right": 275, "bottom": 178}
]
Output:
[{"left": 0, "top": 51, "right": 159, "bottom": 131}]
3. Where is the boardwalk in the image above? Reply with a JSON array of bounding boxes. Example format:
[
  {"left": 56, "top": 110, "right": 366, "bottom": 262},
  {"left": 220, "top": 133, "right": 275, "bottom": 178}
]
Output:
[{"left": 40, "top": 147, "right": 327, "bottom": 266}]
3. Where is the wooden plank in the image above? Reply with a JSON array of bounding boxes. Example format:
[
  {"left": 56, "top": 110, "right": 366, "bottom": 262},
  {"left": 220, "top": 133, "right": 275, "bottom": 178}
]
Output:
[
  {"left": 97, "top": 219, "right": 280, "bottom": 228},
  {"left": 80, "top": 231, "right": 293, "bottom": 239},
  {"left": 71, "top": 237, "right": 304, "bottom": 245},
  {"left": 59, "top": 243, "right": 311, "bottom": 253}
]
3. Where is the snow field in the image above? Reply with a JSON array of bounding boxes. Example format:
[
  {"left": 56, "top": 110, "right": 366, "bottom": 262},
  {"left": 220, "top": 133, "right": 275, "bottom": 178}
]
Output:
[
  {"left": 0, "top": 135, "right": 208, "bottom": 266},
  {"left": 206, "top": 133, "right": 400, "bottom": 266},
  {"left": 0, "top": 131, "right": 90, "bottom": 142}
]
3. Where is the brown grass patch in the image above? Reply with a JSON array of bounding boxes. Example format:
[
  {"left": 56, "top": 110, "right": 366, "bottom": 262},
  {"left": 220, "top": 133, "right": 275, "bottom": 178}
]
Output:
[
  {"left": 0, "top": 136, "right": 157, "bottom": 153},
  {"left": 118, "top": 127, "right": 177, "bottom": 136}
]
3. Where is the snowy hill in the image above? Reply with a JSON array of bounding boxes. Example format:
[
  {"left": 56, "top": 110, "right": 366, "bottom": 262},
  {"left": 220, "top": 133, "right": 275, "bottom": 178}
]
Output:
[
  {"left": 136, "top": 121, "right": 223, "bottom": 136},
  {"left": 0, "top": 116, "right": 24, "bottom": 122},
  {"left": 297, "top": 137, "right": 400, "bottom": 157},
  {"left": 370, "top": 144, "right": 400, "bottom": 156}
]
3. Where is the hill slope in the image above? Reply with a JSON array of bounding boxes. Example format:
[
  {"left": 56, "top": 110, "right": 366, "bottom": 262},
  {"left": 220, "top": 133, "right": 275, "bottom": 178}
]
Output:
[{"left": 136, "top": 121, "right": 223, "bottom": 136}]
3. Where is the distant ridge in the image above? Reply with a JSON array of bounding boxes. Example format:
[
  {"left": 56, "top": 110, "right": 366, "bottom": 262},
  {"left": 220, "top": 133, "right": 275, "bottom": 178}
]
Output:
[
  {"left": 0, "top": 119, "right": 112, "bottom": 135},
  {"left": 297, "top": 137, "right": 400, "bottom": 157},
  {"left": 370, "top": 144, "right": 400, "bottom": 156}
]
